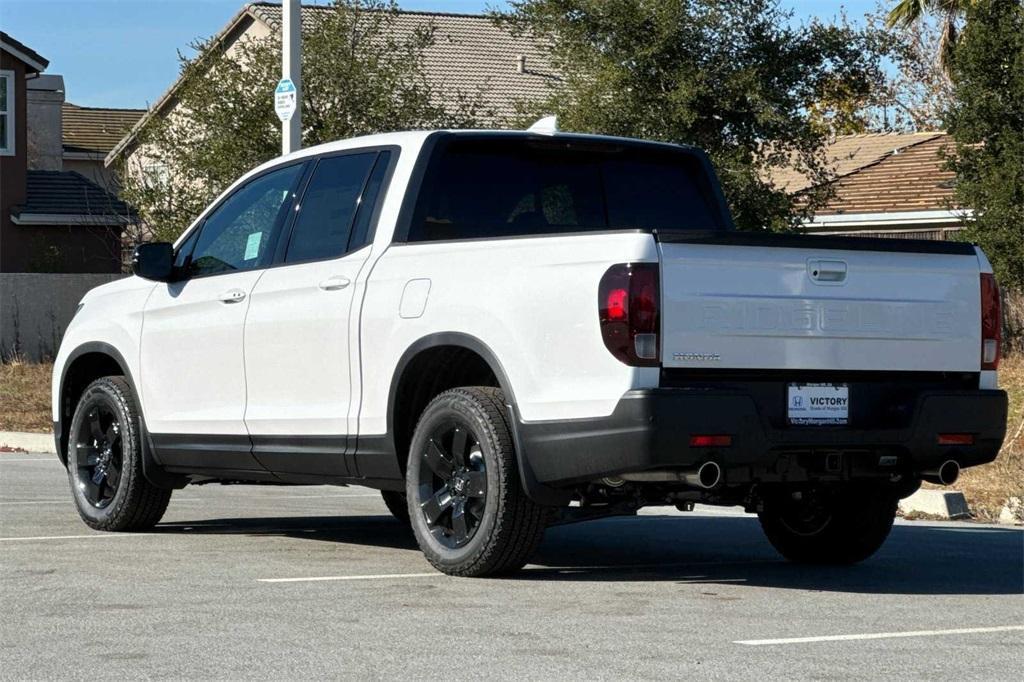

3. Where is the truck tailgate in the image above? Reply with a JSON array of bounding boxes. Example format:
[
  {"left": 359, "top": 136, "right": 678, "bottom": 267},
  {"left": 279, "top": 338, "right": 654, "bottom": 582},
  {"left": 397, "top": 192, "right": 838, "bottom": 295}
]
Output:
[{"left": 657, "top": 233, "right": 981, "bottom": 373}]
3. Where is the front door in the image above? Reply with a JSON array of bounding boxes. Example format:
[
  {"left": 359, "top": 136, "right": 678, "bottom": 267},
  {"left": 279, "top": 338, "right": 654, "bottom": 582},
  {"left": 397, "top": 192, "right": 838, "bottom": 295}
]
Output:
[
  {"left": 140, "top": 161, "right": 306, "bottom": 471},
  {"left": 243, "top": 150, "right": 390, "bottom": 477}
]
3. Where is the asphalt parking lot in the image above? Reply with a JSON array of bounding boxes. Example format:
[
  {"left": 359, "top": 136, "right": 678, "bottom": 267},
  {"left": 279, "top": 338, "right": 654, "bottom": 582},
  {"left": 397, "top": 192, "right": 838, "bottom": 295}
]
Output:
[{"left": 2, "top": 452, "right": 1022, "bottom": 679}]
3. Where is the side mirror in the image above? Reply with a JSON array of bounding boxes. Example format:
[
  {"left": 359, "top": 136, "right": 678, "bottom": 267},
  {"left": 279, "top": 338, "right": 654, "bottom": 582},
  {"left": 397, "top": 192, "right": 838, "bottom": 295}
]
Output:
[{"left": 132, "top": 242, "right": 175, "bottom": 282}]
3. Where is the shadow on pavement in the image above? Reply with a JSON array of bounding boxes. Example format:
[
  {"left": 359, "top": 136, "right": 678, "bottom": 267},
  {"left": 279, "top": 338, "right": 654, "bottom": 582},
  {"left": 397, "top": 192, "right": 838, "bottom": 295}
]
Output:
[
  {"left": 155, "top": 515, "right": 421, "bottom": 552},
  {"left": 157, "top": 512, "right": 1024, "bottom": 595}
]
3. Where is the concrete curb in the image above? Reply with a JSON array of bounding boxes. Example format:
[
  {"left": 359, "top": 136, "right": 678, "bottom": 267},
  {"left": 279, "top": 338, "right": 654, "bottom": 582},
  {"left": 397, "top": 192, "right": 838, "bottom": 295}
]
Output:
[
  {"left": 997, "top": 497, "right": 1023, "bottom": 525},
  {"left": 899, "top": 489, "right": 970, "bottom": 520},
  {"left": 0, "top": 431, "right": 55, "bottom": 454}
]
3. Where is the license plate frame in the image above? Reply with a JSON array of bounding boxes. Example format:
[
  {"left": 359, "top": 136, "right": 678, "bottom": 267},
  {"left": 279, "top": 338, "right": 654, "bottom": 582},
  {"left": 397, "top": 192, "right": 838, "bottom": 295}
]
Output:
[{"left": 787, "top": 383, "right": 849, "bottom": 426}]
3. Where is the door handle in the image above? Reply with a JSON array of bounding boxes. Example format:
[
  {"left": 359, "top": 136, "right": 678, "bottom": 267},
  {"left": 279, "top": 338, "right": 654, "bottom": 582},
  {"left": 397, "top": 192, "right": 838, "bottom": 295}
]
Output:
[
  {"left": 318, "top": 276, "right": 351, "bottom": 291},
  {"left": 218, "top": 288, "right": 247, "bottom": 303}
]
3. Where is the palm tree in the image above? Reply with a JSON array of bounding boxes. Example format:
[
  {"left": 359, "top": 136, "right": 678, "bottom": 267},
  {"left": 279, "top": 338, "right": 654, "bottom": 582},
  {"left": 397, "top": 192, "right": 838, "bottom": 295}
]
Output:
[{"left": 886, "top": 0, "right": 972, "bottom": 71}]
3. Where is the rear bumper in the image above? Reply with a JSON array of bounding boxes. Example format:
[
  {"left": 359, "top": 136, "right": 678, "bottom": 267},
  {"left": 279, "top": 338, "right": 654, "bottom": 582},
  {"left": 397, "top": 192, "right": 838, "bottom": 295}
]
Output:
[{"left": 518, "top": 388, "right": 1008, "bottom": 487}]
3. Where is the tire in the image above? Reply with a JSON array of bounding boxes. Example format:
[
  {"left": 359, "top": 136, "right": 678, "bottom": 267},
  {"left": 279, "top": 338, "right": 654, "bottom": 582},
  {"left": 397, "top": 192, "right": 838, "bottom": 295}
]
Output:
[
  {"left": 758, "top": 485, "right": 898, "bottom": 565},
  {"left": 381, "top": 490, "right": 410, "bottom": 525},
  {"left": 65, "top": 376, "right": 172, "bottom": 531},
  {"left": 406, "top": 387, "right": 547, "bottom": 577}
]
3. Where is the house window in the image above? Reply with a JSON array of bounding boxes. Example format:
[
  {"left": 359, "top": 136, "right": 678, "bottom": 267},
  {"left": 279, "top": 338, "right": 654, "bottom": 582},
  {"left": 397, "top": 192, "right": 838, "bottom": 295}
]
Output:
[
  {"left": 0, "top": 70, "right": 14, "bottom": 156},
  {"left": 142, "top": 161, "right": 170, "bottom": 186}
]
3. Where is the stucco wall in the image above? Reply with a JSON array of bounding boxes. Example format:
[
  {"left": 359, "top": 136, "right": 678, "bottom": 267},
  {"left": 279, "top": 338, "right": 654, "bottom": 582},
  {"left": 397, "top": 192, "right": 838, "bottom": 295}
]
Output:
[
  {"left": 0, "top": 273, "right": 122, "bottom": 361},
  {"left": 26, "top": 75, "right": 64, "bottom": 171},
  {"left": 62, "top": 157, "right": 119, "bottom": 192}
]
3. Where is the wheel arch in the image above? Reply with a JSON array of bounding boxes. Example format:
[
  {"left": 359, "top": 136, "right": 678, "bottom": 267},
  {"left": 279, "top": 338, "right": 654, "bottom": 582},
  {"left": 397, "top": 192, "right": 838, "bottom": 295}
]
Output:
[
  {"left": 386, "top": 333, "right": 514, "bottom": 469},
  {"left": 384, "top": 332, "right": 569, "bottom": 506},
  {"left": 56, "top": 342, "right": 133, "bottom": 465},
  {"left": 56, "top": 342, "right": 186, "bottom": 489}
]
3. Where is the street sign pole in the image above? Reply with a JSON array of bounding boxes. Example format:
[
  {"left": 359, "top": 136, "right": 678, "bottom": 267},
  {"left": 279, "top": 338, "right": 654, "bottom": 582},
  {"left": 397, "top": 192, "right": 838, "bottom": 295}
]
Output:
[{"left": 281, "top": 0, "right": 301, "bottom": 154}]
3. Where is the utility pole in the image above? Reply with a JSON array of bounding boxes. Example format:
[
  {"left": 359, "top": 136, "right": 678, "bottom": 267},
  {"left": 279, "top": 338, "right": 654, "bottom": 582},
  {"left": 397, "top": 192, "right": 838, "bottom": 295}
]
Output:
[{"left": 280, "top": 0, "right": 302, "bottom": 154}]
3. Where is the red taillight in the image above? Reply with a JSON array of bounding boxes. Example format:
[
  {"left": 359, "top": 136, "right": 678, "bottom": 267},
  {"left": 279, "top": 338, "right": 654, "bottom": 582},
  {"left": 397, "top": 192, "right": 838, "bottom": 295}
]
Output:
[
  {"left": 598, "top": 263, "right": 660, "bottom": 367},
  {"left": 606, "top": 288, "right": 628, "bottom": 321},
  {"left": 937, "top": 433, "right": 974, "bottom": 446},
  {"left": 690, "top": 435, "right": 732, "bottom": 448},
  {"left": 980, "top": 273, "right": 1001, "bottom": 370}
]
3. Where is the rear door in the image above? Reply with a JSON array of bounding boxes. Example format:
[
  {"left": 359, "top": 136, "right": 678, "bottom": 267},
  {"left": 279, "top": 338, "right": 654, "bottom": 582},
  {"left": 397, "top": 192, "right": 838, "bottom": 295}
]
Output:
[
  {"left": 140, "top": 161, "right": 306, "bottom": 470},
  {"left": 243, "top": 149, "right": 392, "bottom": 477},
  {"left": 657, "top": 233, "right": 981, "bottom": 373}
]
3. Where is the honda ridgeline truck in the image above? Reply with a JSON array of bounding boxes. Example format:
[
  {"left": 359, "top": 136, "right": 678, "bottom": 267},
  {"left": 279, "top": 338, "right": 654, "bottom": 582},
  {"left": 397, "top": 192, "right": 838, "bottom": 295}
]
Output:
[{"left": 52, "top": 126, "right": 1008, "bottom": 576}]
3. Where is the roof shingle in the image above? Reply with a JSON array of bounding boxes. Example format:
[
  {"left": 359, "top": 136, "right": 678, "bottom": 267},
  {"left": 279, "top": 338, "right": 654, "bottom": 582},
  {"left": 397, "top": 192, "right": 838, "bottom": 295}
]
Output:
[
  {"left": 767, "top": 132, "right": 945, "bottom": 193},
  {"left": 12, "top": 171, "right": 133, "bottom": 223},
  {"left": 62, "top": 103, "right": 146, "bottom": 155},
  {"left": 813, "top": 134, "right": 957, "bottom": 216},
  {"left": 248, "top": 3, "right": 558, "bottom": 122},
  {"left": 0, "top": 31, "right": 49, "bottom": 73}
]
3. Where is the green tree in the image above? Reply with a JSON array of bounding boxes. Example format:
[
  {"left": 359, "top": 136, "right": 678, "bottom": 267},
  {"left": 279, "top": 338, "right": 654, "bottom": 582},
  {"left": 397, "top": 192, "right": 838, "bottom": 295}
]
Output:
[
  {"left": 945, "top": 0, "right": 1024, "bottom": 288},
  {"left": 500, "top": 0, "right": 891, "bottom": 231},
  {"left": 886, "top": 0, "right": 973, "bottom": 70},
  {"left": 119, "top": 0, "right": 482, "bottom": 243}
]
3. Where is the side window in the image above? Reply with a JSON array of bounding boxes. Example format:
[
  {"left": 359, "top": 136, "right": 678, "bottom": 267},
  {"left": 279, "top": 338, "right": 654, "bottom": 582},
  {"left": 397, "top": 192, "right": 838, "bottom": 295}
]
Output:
[
  {"left": 284, "top": 152, "right": 377, "bottom": 263},
  {"left": 348, "top": 151, "right": 392, "bottom": 251},
  {"left": 188, "top": 163, "right": 304, "bottom": 277},
  {"left": 172, "top": 227, "right": 200, "bottom": 270},
  {"left": 407, "top": 138, "right": 726, "bottom": 242},
  {"left": 0, "top": 70, "right": 14, "bottom": 155}
]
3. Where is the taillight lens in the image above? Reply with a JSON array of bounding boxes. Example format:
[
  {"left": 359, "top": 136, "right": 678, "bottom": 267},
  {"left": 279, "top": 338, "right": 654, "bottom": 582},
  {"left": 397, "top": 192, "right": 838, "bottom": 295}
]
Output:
[
  {"left": 980, "top": 273, "right": 1001, "bottom": 370},
  {"left": 599, "top": 263, "right": 659, "bottom": 367}
]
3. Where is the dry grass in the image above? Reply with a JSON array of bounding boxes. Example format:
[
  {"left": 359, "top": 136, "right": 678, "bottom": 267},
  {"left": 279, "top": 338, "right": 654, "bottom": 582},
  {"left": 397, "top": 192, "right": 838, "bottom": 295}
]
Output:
[
  {"left": 945, "top": 354, "right": 1024, "bottom": 521},
  {"left": 0, "top": 360, "right": 53, "bottom": 433}
]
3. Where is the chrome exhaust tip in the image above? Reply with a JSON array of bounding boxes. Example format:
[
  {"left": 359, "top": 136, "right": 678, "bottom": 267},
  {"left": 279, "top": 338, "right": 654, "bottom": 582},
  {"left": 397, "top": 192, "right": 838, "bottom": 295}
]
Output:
[
  {"left": 683, "top": 461, "right": 722, "bottom": 490},
  {"left": 921, "top": 460, "right": 960, "bottom": 486}
]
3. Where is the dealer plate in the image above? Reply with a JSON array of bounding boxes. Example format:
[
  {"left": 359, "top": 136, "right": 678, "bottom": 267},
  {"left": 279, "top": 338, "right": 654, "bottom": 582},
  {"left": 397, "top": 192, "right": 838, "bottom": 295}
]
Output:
[{"left": 787, "top": 383, "right": 849, "bottom": 425}]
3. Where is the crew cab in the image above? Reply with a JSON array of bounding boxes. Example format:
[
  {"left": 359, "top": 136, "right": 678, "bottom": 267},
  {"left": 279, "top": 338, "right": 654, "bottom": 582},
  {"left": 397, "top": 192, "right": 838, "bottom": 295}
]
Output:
[{"left": 52, "top": 126, "right": 1008, "bottom": 576}]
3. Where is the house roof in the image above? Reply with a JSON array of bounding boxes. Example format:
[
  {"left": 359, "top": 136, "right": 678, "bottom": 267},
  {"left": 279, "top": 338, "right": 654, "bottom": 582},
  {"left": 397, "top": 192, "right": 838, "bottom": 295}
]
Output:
[
  {"left": 10, "top": 171, "right": 133, "bottom": 225},
  {"left": 0, "top": 31, "right": 48, "bottom": 73},
  {"left": 62, "top": 103, "right": 147, "bottom": 156},
  {"left": 106, "top": 2, "right": 557, "bottom": 165},
  {"left": 249, "top": 3, "right": 556, "bottom": 119},
  {"left": 767, "top": 132, "right": 946, "bottom": 194},
  {"left": 812, "top": 133, "right": 958, "bottom": 216}
]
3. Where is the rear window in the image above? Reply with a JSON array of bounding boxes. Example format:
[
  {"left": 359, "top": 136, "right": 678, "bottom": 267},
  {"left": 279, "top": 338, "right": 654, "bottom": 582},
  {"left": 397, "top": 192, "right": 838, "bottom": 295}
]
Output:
[{"left": 407, "top": 137, "right": 725, "bottom": 242}]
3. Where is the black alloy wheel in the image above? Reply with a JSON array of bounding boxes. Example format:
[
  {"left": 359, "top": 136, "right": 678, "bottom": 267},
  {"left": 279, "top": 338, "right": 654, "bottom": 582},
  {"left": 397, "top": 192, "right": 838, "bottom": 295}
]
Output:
[
  {"left": 73, "top": 404, "right": 124, "bottom": 508},
  {"left": 406, "top": 387, "right": 548, "bottom": 576},
  {"left": 416, "top": 422, "right": 488, "bottom": 548},
  {"left": 776, "top": 493, "right": 833, "bottom": 537},
  {"left": 66, "top": 376, "right": 172, "bottom": 531},
  {"left": 758, "top": 485, "right": 898, "bottom": 564}
]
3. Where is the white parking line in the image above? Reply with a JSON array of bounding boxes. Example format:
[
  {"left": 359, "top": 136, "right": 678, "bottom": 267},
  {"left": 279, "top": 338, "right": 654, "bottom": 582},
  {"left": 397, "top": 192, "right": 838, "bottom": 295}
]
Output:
[
  {"left": 0, "top": 493, "right": 380, "bottom": 507},
  {"left": 0, "top": 533, "right": 155, "bottom": 542},
  {"left": 0, "top": 458, "right": 55, "bottom": 463},
  {"left": 735, "top": 625, "right": 1024, "bottom": 646},
  {"left": 0, "top": 497, "right": 209, "bottom": 501},
  {"left": 259, "top": 572, "right": 441, "bottom": 583}
]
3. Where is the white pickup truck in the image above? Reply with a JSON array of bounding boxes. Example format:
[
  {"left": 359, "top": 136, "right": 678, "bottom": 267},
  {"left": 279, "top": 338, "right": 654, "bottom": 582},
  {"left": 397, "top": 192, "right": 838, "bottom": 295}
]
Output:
[{"left": 52, "top": 127, "right": 1007, "bottom": 576}]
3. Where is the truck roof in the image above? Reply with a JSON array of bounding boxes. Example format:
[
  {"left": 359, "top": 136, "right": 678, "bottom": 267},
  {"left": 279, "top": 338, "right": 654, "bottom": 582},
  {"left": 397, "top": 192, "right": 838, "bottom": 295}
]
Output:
[{"left": 270, "top": 128, "right": 700, "bottom": 170}]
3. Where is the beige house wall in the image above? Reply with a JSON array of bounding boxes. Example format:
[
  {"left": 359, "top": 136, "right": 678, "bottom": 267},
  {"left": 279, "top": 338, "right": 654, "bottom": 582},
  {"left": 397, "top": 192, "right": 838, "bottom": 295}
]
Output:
[
  {"left": 119, "top": 17, "right": 265, "bottom": 194},
  {"left": 62, "top": 157, "right": 118, "bottom": 193}
]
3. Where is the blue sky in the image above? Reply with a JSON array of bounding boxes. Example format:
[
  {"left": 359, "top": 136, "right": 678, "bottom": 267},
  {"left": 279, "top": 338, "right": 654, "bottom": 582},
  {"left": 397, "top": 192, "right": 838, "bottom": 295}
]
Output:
[{"left": 1, "top": 0, "right": 879, "bottom": 109}]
